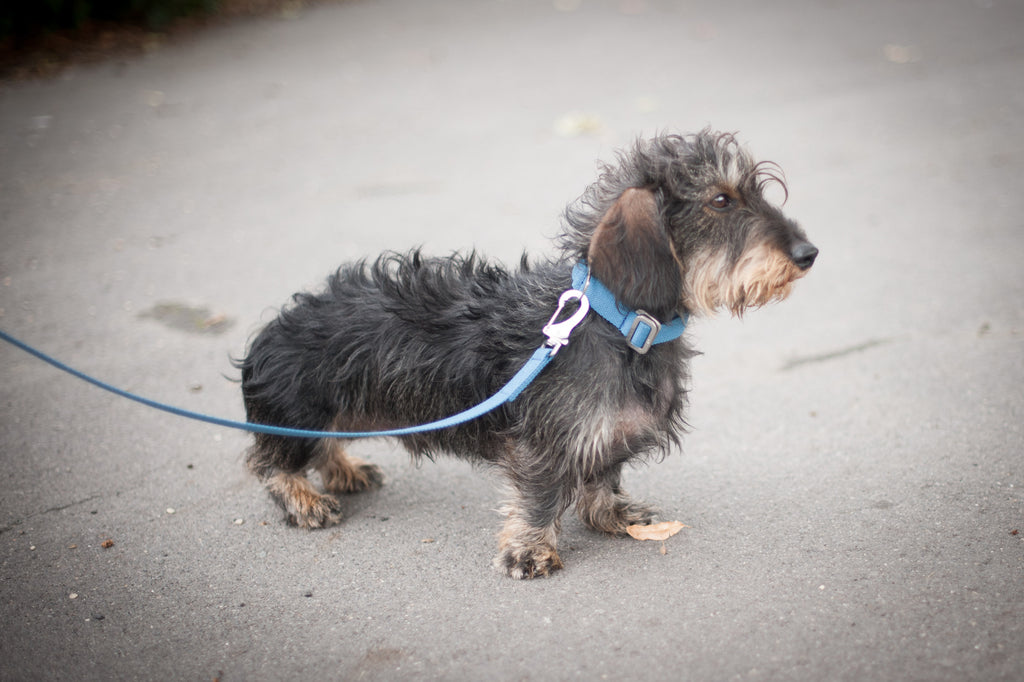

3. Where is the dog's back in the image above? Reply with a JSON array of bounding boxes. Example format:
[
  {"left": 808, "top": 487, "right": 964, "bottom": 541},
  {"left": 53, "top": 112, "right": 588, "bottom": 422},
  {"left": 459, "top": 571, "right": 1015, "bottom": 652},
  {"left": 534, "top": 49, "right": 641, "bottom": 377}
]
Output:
[{"left": 239, "top": 252, "right": 554, "bottom": 465}]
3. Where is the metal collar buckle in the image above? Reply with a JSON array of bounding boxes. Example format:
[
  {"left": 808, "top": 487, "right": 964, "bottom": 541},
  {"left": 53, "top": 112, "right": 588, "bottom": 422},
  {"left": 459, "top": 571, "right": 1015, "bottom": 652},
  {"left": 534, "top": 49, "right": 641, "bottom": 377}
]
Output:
[{"left": 626, "top": 311, "right": 661, "bottom": 354}]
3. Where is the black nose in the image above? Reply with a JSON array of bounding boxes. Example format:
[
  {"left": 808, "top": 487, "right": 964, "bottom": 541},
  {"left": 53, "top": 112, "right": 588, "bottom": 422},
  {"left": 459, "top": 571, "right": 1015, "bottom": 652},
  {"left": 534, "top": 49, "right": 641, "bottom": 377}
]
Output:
[{"left": 790, "top": 242, "right": 818, "bottom": 270}]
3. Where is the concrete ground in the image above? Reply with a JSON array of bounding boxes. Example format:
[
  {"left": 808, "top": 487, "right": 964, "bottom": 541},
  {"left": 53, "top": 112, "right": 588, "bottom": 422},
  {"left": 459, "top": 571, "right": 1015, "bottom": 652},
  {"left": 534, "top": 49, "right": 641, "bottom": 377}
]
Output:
[{"left": 1, "top": 0, "right": 1022, "bottom": 679}]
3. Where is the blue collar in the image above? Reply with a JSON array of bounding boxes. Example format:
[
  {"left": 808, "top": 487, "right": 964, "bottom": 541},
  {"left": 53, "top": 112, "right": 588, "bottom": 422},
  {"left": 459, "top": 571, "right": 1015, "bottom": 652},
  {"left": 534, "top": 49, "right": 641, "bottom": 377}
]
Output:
[{"left": 571, "top": 262, "right": 688, "bottom": 354}]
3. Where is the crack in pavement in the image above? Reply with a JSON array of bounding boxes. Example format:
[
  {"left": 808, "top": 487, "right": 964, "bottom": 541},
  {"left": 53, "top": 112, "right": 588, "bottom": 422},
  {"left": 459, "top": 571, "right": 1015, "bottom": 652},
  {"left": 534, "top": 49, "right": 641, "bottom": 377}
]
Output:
[
  {"left": 0, "top": 493, "right": 104, "bottom": 535},
  {"left": 780, "top": 338, "right": 893, "bottom": 371}
]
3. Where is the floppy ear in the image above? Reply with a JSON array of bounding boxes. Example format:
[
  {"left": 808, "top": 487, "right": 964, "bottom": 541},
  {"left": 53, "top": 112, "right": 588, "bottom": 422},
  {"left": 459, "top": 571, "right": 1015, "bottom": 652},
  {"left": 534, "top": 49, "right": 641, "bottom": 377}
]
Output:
[{"left": 587, "top": 188, "right": 682, "bottom": 319}]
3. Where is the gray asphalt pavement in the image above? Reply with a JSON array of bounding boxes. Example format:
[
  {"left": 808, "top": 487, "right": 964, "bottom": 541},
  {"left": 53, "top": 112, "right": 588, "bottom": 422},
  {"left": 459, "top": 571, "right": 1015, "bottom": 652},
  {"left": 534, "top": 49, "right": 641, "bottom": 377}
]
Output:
[{"left": 2, "top": 0, "right": 1023, "bottom": 680}]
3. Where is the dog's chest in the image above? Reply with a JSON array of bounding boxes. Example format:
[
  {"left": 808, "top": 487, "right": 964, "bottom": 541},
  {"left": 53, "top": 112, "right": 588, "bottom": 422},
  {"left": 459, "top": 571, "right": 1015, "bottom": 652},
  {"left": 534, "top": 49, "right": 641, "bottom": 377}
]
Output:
[{"left": 570, "top": 371, "right": 681, "bottom": 466}]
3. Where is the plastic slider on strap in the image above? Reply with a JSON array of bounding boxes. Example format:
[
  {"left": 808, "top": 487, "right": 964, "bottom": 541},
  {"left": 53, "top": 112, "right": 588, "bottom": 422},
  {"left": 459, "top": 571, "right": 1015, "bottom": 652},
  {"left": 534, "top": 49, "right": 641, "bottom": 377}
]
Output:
[{"left": 625, "top": 311, "right": 661, "bottom": 354}]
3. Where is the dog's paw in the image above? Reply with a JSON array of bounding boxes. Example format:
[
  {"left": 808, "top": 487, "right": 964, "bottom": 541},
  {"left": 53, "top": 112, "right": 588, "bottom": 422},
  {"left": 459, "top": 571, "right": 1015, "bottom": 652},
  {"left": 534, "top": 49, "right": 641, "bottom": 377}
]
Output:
[
  {"left": 494, "top": 544, "right": 563, "bottom": 579},
  {"left": 579, "top": 499, "right": 658, "bottom": 536},
  {"left": 285, "top": 493, "right": 343, "bottom": 529},
  {"left": 616, "top": 501, "right": 658, "bottom": 530},
  {"left": 349, "top": 462, "right": 384, "bottom": 492},
  {"left": 322, "top": 458, "right": 384, "bottom": 494}
]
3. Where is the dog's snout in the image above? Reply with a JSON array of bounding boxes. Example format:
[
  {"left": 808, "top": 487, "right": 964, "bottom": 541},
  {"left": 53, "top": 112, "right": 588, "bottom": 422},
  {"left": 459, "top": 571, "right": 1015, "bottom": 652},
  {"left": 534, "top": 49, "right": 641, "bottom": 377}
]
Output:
[{"left": 790, "top": 242, "right": 818, "bottom": 270}]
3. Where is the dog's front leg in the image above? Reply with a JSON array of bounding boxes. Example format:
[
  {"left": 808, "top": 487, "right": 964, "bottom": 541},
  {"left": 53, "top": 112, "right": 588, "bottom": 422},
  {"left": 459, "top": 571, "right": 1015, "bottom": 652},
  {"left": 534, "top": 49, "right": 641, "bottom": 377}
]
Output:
[
  {"left": 576, "top": 463, "right": 657, "bottom": 535},
  {"left": 493, "top": 471, "right": 568, "bottom": 579}
]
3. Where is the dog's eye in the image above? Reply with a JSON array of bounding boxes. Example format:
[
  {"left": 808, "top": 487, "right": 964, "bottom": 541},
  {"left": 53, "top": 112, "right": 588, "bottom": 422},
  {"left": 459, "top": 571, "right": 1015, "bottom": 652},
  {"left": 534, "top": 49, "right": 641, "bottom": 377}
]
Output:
[{"left": 710, "top": 194, "right": 733, "bottom": 211}]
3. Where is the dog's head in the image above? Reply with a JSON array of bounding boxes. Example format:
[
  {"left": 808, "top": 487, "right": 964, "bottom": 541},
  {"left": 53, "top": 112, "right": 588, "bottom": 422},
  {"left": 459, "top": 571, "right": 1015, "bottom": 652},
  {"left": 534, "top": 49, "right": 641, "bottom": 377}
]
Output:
[{"left": 562, "top": 130, "right": 817, "bottom": 318}]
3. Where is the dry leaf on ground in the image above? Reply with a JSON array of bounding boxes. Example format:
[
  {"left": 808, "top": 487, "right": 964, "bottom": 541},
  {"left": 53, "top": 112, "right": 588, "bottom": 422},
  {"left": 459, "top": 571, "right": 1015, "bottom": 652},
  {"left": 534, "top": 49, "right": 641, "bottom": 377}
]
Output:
[{"left": 626, "top": 521, "right": 688, "bottom": 541}]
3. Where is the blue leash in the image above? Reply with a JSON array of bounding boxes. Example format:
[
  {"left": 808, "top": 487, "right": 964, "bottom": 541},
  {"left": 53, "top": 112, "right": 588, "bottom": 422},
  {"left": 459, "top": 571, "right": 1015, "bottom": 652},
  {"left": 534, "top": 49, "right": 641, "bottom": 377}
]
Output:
[
  {"left": 0, "top": 327, "right": 558, "bottom": 439},
  {"left": 0, "top": 263, "right": 687, "bottom": 439}
]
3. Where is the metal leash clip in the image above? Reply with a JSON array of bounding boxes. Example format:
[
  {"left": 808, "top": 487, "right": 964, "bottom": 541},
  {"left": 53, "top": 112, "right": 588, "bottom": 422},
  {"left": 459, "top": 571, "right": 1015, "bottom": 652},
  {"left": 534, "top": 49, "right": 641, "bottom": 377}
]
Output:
[{"left": 542, "top": 289, "right": 590, "bottom": 355}]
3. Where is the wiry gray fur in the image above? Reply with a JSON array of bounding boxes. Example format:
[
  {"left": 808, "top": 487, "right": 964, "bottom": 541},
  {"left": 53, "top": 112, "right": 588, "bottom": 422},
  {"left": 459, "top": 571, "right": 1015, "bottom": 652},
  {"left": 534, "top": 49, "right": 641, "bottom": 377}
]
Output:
[{"left": 237, "top": 129, "right": 816, "bottom": 578}]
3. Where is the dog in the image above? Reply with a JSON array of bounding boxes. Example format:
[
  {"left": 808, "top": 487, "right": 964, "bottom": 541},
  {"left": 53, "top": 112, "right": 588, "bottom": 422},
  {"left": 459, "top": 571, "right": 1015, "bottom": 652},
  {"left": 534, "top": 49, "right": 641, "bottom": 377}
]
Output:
[{"left": 237, "top": 130, "right": 817, "bottom": 578}]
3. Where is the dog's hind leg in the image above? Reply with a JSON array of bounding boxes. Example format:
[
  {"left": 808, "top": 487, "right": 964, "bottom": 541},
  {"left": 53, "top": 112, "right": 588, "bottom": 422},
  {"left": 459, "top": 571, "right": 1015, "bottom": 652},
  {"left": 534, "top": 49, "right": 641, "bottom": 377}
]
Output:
[
  {"left": 316, "top": 439, "right": 384, "bottom": 494},
  {"left": 264, "top": 470, "right": 343, "bottom": 529},
  {"left": 246, "top": 436, "right": 343, "bottom": 529}
]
